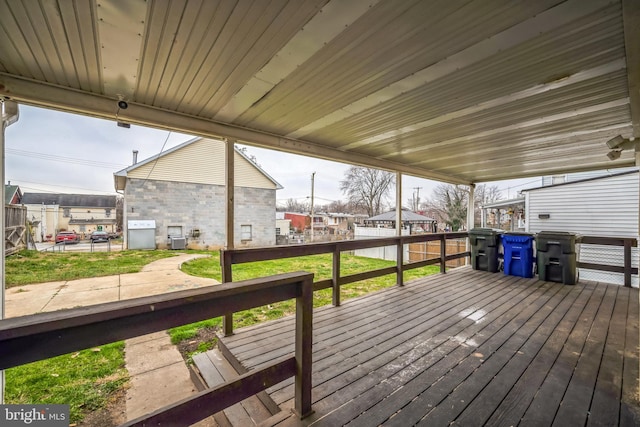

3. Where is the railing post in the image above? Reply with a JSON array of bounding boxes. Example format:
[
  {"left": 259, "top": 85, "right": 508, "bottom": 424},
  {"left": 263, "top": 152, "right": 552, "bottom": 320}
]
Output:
[
  {"left": 624, "top": 238, "right": 632, "bottom": 288},
  {"left": 295, "top": 275, "right": 313, "bottom": 419},
  {"left": 440, "top": 234, "right": 447, "bottom": 273},
  {"left": 332, "top": 245, "right": 340, "bottom": 306},
  {"left": 221, "top": 250, "right": 234, "bottom": 336},
  {"left": 397, "top": 236, "right": 404, "bottom": 286}
]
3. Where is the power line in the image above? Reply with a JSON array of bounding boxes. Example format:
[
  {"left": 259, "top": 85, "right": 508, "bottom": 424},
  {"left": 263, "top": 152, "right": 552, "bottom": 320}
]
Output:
[
  {"left": 6, "top": 148, "right": 127, "bottom": 169},
  {"left": 7, "top": 180, "right": 117, "bottom": 195}
]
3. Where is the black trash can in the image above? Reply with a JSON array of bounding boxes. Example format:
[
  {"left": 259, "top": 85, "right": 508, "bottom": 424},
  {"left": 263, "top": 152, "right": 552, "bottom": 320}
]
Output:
[
  {"left": 536, "top": 231, "right": 578, "bottom": 285},
  {"left": 469, "top": 228, "right": 501, "bottom": 273}
]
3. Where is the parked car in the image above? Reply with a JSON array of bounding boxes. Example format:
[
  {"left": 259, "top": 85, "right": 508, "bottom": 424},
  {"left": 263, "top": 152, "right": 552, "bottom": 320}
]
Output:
[
  {"left": 55, "top": 231, "right": 79, "bottom": 244},
  {"left": 90, "top": 231, "right": 110, "bottom": 243}
]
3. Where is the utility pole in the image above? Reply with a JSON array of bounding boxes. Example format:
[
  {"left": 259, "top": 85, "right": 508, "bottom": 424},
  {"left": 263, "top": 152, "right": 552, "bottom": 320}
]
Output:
[
  {"left": 413, "top": 187, "right": 422, "bottom": 211},
  {"left": 310, "top": 172, "right": 316, "bottom": 242}
]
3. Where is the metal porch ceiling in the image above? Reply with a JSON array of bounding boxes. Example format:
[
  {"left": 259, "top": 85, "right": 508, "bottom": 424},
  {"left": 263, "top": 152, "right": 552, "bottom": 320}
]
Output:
[{"left": 0, "top": 0, "right": 638, "bottom": 185}]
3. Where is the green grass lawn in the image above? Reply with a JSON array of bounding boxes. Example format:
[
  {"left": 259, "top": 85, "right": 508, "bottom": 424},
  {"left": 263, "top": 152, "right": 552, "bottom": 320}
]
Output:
[
  {"left": 172, "top": 251, "right": 439, "bottom": 344},
  {"left": 5, "top": 249, "right": 178, "bottom": 287},
  {"left": 5, "top": 342, "right": 127, "bottom": 423}
]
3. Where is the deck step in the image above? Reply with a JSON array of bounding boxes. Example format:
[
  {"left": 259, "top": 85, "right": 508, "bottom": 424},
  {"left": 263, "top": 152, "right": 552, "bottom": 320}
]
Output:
[{"left": 191, "top": 349, "right": 277, "bottom": 426}]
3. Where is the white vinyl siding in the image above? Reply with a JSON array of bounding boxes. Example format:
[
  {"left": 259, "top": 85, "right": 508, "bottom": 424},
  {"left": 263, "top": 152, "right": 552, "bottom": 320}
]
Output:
[
  {"left": 525, "top": 171, "right": 639, "bottom": 286},
  {"left": 127, "top": 138, "right": 277, "bottom": 189}
]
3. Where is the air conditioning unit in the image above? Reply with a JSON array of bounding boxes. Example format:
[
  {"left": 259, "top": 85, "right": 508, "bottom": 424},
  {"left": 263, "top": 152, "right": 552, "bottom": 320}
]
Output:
[{"left": 170, "top": 237, "right": 186, "bottom": 250}]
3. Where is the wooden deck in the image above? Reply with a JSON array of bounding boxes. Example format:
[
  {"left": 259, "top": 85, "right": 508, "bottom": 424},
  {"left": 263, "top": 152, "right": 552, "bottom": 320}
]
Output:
[{"left": 210, "top": 267, "right": 639, "bottom": 426}]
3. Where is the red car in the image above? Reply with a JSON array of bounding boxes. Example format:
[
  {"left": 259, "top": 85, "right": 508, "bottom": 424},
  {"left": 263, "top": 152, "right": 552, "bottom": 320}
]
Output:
[{"left": 55, "top": 231, "right": 80, "bottom": 244}]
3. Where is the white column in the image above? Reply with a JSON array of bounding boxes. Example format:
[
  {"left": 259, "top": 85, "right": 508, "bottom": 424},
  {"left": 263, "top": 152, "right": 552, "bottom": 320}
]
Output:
[
  {"left": 1, "top": 100, "right": 19, "bottom": 404},
  {"left": 467, "top": 184, "right": 476, "bottom": 231},
  {"left": 396, "top": 172, "right": 402, "bottom": 236},
  {"left": 310, "top": 172, "right": 315, "bottom": 242}
]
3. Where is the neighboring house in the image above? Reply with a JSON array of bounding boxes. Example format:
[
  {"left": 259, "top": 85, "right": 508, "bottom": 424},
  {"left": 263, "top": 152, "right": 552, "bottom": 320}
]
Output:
[
  {"left": 114, "top": 137, "right": 282, "bottom": 249},
  {"left": 283, "top": 212, "right": 309, "bottom": 233},
  {"left": 480, "top": 197, "right": 526, "bottom": 231},
  {"left": 319, "top": 213, "right": 354, "bottom": 235},
  {"left": 522, "top": 169, "right": 639, "bottom": 286},
  {"left": 275, "top": 218, "right": 292, "bottom": 245},
  {"left": 21, "top": 193, "right": 118, "bottom": 242},
  {"left": 5, "top": 183, "right": 22, "bottom": 205}
]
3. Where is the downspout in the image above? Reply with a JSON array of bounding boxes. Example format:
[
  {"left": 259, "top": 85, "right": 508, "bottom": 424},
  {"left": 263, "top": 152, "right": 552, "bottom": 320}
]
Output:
[{"left": 1, "top": 99, "right": 19, "bottom": 404}]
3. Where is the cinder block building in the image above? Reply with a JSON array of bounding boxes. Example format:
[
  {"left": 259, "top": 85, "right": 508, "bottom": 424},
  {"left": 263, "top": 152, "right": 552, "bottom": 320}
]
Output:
[{"left": 114, "top": 137, "right": 281, "bottom": 249}]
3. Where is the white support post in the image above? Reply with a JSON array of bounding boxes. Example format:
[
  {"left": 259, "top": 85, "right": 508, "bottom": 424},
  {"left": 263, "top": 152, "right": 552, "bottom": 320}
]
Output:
[
  {"left": 1, "top": 99, "right": 19, "bottom": 404},
  {"left": 466, "top": 184, "right": 476, "bottom": 267},
  {"left": 467, "top": 184, "right": 476, "bottom": 231},
  {"left": 396, "top": 172, "right": 402, "bottom": 236}
]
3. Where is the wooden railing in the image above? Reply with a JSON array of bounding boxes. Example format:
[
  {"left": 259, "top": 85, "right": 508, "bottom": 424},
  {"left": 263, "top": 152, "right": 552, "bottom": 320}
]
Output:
[
  {"left": 577, "top": 236, "right": 638, "bottom": 288},
  {"left": 0, "top": 272, "right": 314, "bottom": 425},
  {"left": 221, "top": 232, "right": 469, "bottom": 336}
]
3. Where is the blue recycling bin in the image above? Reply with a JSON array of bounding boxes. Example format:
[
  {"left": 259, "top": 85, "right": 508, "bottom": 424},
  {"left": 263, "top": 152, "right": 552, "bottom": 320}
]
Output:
[{"left": 502, "top": 233, "right": 535, "bottom": 278}]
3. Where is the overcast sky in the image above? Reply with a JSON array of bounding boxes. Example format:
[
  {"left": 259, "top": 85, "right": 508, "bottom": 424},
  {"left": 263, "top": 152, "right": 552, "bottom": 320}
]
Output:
[{"left": 4, "top": 105, "right": 540, "bottom": 209}]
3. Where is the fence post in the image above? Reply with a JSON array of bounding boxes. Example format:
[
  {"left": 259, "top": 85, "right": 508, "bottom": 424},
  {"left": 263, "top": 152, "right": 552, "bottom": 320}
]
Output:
[
  {"left": 440, "top": 234, "right": 447, "bottom": 273},
  {"left": 221, "top": 250, "right": 234, "bottom": 336},
  {"left": 294, "top": 275, "right": 313, "bottom": 419},
  {"left": 397, "top": 237, "right": 404, "bottom": 286},
  {"left": 624, "top": 239, "right": 632, "bottom": 288},
  {"left": 332, "top": 245, "right": 340, "bottom": 306}
]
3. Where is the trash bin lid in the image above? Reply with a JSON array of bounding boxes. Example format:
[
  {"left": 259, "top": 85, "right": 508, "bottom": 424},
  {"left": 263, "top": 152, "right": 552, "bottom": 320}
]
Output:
[
  {"left": 469, "top": 227, "right": 502, "bottom": 235},
  {"left": 536, "top": 231, "right": 578, "bottom": 240},
  {"left": 502, "top": 233, "right": 534, "bottom": 244}
]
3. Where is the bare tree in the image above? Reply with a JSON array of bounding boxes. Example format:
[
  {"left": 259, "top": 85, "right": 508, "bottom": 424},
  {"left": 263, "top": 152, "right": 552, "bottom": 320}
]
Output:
[
  {"left": 424, "top": 183, "right": 503, "bottom": 230},
  {"left": 474, "top": 184, "right": 502, "bottom": 224},
  {"left": 278, "top": 198, "right": 308, "bottom": 212},
  {"left": 340, "top": 166, "right": 395, "bottom": 217},
  {"left": 424, "top": 184, "right": 469, "bottom": 231}
]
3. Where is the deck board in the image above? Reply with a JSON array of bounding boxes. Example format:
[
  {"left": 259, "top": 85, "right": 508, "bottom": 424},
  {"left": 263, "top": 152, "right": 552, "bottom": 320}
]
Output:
[{"left": 214, "top": 267, "right": 640, "bottom": 426}]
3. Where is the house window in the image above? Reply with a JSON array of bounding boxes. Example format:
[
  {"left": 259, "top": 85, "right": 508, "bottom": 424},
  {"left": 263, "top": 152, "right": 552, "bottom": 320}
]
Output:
[
  {"left": 63, "top": 208, "right": 70, "bottom": 218},
  {"left": 241, "top": 225, "right": 252, "bottom": 241},
  {"left": 167, "top": 226, "right": 183, "bottom": 237},
  {"left": 275, "top": 227, "right": 281, "bottom": 236},
  {"left": 105, "top": 209, "right": 111, "bottom": 218}
]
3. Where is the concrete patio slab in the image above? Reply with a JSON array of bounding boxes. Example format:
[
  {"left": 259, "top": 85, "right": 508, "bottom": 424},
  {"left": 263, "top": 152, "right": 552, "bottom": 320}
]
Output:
[
  {"left": 4, "top": 295, "right": 55, "bottom": 318},
  {"left": 124, "top": 331, "right": 199, "bottom": 421},
  {"left": 6, "top": 280, "right": 66, "bottom": 294},
  {"left": 43, "top": 287, "right": 120, "bottom": 311},
  {"left": 54, "top": 276, "right": 120, "bottom": 292}
]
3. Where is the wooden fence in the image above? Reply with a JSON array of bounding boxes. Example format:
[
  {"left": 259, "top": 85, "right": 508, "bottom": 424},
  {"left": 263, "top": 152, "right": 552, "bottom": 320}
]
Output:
[
  {"left": 408, "top": 238, "right": 467, "bottom": 268},
  {"left": 5, "top": 204, "right": 27, "bottom": 256}
]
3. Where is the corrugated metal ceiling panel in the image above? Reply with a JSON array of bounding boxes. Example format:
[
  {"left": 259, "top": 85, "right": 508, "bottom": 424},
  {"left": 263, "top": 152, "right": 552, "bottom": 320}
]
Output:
[{"left": 0, "top": 0, "right": 637, "bottom": 185}]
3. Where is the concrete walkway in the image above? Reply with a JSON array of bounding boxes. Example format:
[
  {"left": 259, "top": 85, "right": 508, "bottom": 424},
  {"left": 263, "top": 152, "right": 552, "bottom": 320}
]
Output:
[{"left": 4, "top": 253, "right": 219, "bottom": 425}]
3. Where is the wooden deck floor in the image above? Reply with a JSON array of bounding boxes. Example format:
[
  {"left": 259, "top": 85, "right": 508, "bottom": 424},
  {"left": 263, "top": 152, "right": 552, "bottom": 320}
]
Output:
[{"left": 214, "top": 267, "right": 640, "bottom": 426}]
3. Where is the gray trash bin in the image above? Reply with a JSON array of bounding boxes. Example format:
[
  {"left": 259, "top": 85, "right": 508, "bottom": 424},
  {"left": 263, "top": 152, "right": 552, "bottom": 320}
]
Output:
[
  {"left": 536, "top": 231, "right": 578, "bottom": 285},
  {"left": 469, "top": 228, "right": 501, "bottom": 273}
]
